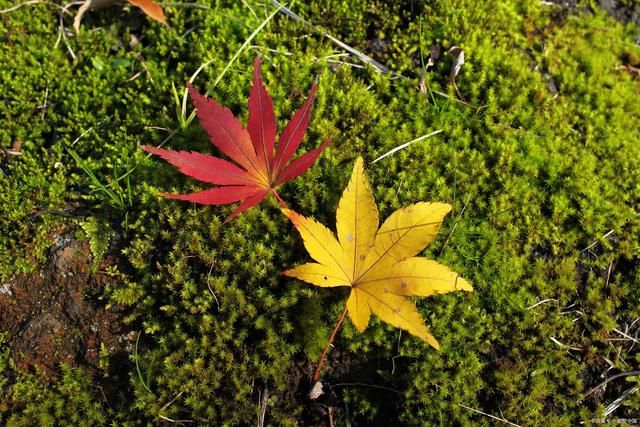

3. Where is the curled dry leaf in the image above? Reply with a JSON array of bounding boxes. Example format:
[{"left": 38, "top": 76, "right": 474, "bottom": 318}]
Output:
[
  {"left": 143, "top": 57, "right": 330, "bottom": 222},
  {"left": 7, "top": 140, "right": 23, "bottom": 156},
  {"left": 618, "top": 64, "right": 640, "bottom": 79},
  {"left": 308, "top": 381, "right": 325, "bottom": 400},
  {"left": 283, "top": 157, "right": 472, "bottom": 348},
  {"left": 448, "top": 46, "right": 465, "bottom": 100},
  {"left": 419, "top": 44, "right": 442, "bottom": 94},
  {"left": 74, "top": 0, "right": 166, "bottom": 33},
  {"left": 426, "top": 44, "right": 441, "bottom": 71},
  {"left": 129, "top": 0, "right": 166, "bottom": 26}
]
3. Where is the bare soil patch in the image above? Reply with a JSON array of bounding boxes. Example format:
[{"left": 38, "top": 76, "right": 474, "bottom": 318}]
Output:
[{"left": 0, "top": 231, "right": 134, "bottom": 380}]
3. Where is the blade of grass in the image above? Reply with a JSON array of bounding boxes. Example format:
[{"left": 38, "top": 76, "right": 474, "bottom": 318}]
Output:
[
  {"left": 180, "top": 2, "right": 284, "bottom": 124},
  {"left": 125, "top": 152, "right": 133, "bottom": 206},
  {"left": 271, "top": 0, "right": 390, "bottom": 74},
  {"left": 67, "top": 147, "right": 125, "bottom": 209},
  {"left": 135, "top": 331, "right": 153, "bottom": 394},
  {"left": 109, "top": 127, "right": 180, "bottom": 190}
]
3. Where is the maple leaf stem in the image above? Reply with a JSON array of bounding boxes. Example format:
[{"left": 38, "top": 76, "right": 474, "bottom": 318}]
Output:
[
  {"left": 313, "top": 304, "right": 348, "bottom": 382},
  {"left": 272, "top": 189, "right": 289, "bottom": 210}
]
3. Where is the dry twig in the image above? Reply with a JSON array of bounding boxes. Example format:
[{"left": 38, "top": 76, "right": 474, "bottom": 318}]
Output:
[{"left": 584, "top": 370, "right": 640, "bottom": 398}]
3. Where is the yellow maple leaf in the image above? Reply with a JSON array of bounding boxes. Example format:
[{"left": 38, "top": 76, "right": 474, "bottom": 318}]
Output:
[{"left": 283, "top": 156, "right": 472, "bottom": 349}]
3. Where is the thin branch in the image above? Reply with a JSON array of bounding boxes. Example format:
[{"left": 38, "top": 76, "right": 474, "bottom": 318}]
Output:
[
  {"left": 271, "top": 0, "right": 390, "bottom": 74},
  {"left": 584, "top": 370, "right": 640, "bottom": 398},
  {"left": 333, "top": 382, "right": 403, "bottom": 394},
  {"left": 0, "top": 0, "right": 75, "bottom": 14},
  {"left": 72, "top": 0, "right": 91, "bottom": 34},
  {"left": 180, "top": 4, "right": 282, "bottom": 122},
  {"left": 457, "top": 403, "right": 521, "bottom": 427}
]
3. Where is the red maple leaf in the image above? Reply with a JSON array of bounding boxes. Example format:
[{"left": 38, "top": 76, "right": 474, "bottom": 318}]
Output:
[{"left": 142, "top": 57, "right": 331, "bottom": 222}]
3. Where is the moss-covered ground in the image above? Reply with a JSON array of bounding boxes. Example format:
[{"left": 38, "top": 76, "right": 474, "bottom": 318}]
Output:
[{"left": 1, "top": 0, "right": 640, "bottom": 425}]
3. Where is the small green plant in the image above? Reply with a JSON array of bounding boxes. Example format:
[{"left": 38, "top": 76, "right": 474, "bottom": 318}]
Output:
[
  {"left": 79, "top": 217, "right": 114, "bottom": 270},
  {"left": 66, "top": 147, "right": 132, "bottom": 210}
]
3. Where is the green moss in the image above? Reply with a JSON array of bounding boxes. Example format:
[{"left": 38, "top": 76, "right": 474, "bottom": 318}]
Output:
[
  {"left": 0, "top": 336, "right": 112, "bottom": 427},
  {"left": 1, "top": 0, "right": 639, "bottom": 424}
]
